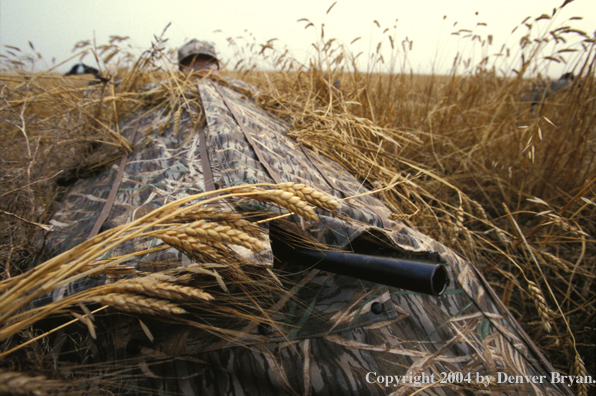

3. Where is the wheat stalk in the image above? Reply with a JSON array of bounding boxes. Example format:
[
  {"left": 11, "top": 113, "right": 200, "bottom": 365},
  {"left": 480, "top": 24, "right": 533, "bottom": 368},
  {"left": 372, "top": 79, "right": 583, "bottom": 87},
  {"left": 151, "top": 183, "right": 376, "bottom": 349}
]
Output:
[
  {"left": 259, "top": 188, "right": 318, "bottom": 221},
  {"left": 545, "top": 214, "right": 589, "bottom": 237},
  {"left": 175, "top": 220, "right": 265, "bottom": 251},
  {"left": 154, "top": 219, "right": 264, "bottom": 254},
  {"left": 86, "top": 293, "right": 187, "bottom": 316},
  {"left": 0, "top": 183, "right": 320, "bottom": 329},
  {"left": 278, "top": 182, "right": 342, "bottom": 211},
  {"left": 215, "top": 216, "right": 266, "bottom": 240},
  {"left": 526, "top": 280, "right": 554, "bottom": 333},
  {"left": 573, "top": 353, "right": 589, "bottom": 396},
  {"left": 154, "top": 205, "right": 215, "bottom": 223},
  {"left": 450, "top": 203, "right": 465, "bottom": 245},
  {"left": 110, "top": 278, "right": 213, "bottom": 302},
  {"left": 540, "top": 251, "right": 573, "bottom": 273},
  {"left": 172, "top": 105, "right": 182, "bottom": 135},
  {"left": 0, "top": 371, "right": 61, "bottom": 396},
  {"left": 469, "top": 198, "right": 488, "bottom": 222},
  {"left": 179, "top": 207, "right": 266, "bottom": 240},
  {"left": 156, "top": 229, "right": 227, "bottom": 260}
]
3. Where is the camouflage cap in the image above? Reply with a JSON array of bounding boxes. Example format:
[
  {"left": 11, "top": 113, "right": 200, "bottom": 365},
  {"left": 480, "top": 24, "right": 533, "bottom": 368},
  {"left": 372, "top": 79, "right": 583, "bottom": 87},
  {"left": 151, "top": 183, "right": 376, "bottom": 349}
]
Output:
[{"left": 178, "top": 39, "right": 218, "bottom": 64}]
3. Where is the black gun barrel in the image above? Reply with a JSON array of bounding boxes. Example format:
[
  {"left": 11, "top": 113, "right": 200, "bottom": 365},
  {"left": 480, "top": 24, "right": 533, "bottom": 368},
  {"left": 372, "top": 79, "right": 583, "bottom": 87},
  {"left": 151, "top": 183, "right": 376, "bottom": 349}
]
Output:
[{"left": 279, "top": 248, "right": 448, "bottom": 296}]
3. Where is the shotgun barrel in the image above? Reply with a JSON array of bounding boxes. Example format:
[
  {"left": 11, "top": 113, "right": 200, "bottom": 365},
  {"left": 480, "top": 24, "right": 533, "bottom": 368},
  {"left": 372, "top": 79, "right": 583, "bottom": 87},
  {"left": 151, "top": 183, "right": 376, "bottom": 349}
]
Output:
[{"left": 276, "top": 246, "right": 449, "bottom": 296}]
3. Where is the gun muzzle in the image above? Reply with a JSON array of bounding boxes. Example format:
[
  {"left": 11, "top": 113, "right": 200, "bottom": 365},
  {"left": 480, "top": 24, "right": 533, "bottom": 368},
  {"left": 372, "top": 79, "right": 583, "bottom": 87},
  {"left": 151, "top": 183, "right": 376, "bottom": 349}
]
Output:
[{"left": 276, "top": 247, "right": 449, "bottom": 296}]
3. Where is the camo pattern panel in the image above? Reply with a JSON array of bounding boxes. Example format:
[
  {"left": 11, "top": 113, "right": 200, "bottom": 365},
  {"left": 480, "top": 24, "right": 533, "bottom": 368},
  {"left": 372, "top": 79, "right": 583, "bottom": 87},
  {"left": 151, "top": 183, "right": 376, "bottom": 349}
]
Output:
[
  {"left": 95, "top": 257, "right": 566, "bottom": 395},
  {"left": 44, "top": 106, "right": 209, "bottom": 258},
  {"left": 36, "top": 77, "right": 572, "bottom": 396},
  {"left": 200, "top": 80, "right": 393, "bottom": 245}
]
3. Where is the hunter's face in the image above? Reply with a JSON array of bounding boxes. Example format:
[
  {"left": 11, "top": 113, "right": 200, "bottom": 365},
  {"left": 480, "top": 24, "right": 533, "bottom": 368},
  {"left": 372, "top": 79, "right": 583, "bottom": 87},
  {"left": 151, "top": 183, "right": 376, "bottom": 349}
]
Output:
[{"left": 181, "top": 55, "right": 220, "bottom": 75}]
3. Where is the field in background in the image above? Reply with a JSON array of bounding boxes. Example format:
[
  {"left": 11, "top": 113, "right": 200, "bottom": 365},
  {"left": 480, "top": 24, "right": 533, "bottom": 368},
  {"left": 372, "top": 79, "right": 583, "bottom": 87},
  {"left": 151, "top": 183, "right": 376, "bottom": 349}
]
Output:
[{"left": 0, "top": 2, "right": 594, "bottom": 394}]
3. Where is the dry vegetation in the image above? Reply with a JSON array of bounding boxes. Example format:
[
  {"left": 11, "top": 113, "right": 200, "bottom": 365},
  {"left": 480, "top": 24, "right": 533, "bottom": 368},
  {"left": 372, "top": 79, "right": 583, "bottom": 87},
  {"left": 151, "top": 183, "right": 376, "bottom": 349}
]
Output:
[{"left": 0, "top": 2, "right": 594, "bottom": 395}]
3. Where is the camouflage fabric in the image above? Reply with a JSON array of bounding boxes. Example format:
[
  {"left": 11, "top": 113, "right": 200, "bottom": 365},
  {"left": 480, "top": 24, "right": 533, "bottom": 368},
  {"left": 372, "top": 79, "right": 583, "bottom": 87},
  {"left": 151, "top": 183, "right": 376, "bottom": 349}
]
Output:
[
  {"left": 178, "top": 39, "right": 218, "bottom": 63},
  {"left": 36, "top": 76, "right": 573, "bottom": 395}
]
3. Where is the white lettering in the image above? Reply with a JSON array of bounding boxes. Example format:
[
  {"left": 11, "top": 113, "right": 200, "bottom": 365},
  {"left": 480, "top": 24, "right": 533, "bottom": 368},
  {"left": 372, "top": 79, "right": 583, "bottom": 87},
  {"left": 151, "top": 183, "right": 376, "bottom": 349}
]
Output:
[
  {"left": 384, "top": 376, "right": 394, "bottom": 387},
  {"left": 567, "top": 376, "right": 575, "bottom": 385},
  {"left": 365, "top": 372, "right": 441, "bottom": 387}
]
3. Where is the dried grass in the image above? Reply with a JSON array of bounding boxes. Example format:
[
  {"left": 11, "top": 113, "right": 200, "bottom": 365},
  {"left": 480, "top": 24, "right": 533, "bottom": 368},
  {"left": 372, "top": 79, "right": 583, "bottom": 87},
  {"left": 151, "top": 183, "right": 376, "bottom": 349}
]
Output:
[
  {"left": 0, "top": 370, "right": 62, "bottom": 395},
  {"left": 246, "top": 12, "right": 594, "bottom": 389},
  {"left": 0, "top": 3, "right": 594, "bottom": 394},
  {"left": 0, "top": 180, "right": 333, "bottom": 392}
]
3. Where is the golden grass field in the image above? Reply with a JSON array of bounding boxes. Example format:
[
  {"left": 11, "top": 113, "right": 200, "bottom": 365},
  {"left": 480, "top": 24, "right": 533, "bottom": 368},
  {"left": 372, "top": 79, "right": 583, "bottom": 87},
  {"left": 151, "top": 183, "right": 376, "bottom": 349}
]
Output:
[{"left": 0, "top": 4, "right": 594, "bottom": 395}]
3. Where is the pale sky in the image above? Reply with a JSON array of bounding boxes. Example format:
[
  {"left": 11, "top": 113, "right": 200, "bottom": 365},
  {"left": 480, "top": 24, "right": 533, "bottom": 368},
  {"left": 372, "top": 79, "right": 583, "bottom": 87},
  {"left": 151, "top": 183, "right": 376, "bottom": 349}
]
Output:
[{"left": 0, "top": 0, "right": 594, "bottom": 76}]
